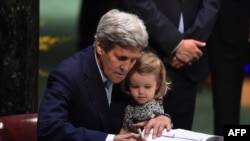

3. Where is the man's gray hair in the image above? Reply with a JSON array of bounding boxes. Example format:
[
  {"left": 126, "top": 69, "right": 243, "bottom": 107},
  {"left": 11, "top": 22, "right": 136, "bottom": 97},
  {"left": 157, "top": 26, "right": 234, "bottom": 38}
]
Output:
[{"left": 95, "top": 9, "right": 148, "bottom": 51}]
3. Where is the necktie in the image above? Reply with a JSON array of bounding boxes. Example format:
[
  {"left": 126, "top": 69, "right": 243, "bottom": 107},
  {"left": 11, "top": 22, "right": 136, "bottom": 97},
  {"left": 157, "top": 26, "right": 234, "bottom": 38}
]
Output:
[
  {"left": 178, "top": 12, "right": 184, "bottom": 33},
  {"left": 104, "top": 80, "right": 112, "bottom": 105}
]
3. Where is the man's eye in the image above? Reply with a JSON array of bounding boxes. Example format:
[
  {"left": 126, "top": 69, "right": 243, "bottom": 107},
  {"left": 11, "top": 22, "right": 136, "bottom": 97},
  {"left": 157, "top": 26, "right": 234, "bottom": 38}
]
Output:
[
  {"left": 130, "top": 85, "right": 139, "bottom": 88},
  {"left": 118, "top": 56, "right": 127, "bottom": 61}
]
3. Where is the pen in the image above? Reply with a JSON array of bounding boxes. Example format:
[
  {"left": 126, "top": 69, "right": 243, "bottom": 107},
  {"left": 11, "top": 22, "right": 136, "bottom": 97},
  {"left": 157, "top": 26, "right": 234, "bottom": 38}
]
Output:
[{"left": 137, "top": 128, "right": 143, "bottom": 137}]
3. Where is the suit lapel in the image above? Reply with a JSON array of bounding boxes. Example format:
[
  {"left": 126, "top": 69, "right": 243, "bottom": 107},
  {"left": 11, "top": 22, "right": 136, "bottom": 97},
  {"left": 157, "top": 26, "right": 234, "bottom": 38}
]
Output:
[{"left": 82, "top": 46, "right": 110, "bottom": 131}]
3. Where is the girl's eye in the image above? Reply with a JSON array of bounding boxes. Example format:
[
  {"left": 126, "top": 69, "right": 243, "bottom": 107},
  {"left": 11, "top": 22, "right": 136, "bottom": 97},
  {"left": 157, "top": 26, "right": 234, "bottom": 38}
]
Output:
[{"left": 145, "top": 86, "right": 151, "bottom": 89}]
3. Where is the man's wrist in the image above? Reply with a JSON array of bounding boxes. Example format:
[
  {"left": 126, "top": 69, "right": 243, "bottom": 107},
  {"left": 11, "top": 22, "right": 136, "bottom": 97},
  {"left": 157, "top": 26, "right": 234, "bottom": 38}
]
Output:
[{"left": 171, "top": 39, "right": 183, "bottom": 54}]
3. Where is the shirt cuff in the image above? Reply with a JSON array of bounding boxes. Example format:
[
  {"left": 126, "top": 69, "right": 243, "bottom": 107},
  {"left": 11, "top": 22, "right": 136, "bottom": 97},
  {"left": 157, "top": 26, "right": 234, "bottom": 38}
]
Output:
[
  {"left": 106, "top": 134, "right": 115, "bottom": 141},
  {"left": 171, "top": 40, "right": 184, "bottom": 54}
]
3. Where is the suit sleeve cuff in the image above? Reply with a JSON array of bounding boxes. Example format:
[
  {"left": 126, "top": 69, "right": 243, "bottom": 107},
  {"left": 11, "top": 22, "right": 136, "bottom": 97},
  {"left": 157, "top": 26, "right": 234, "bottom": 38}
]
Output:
[{"left": 171, "top": 40, "right": 184, "bottom": 54}]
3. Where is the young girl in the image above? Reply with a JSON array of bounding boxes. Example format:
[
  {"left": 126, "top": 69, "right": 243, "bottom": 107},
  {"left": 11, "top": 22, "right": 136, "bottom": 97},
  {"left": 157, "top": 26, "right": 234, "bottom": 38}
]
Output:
[{"left": 120, "top": 52, "right": 171, "bottom": 134}]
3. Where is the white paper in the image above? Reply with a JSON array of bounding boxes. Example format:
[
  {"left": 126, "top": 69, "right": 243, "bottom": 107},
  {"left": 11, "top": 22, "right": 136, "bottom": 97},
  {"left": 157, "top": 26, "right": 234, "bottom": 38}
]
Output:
[{"left": 145, "top": 129, "right": 215, "bottom": 141}]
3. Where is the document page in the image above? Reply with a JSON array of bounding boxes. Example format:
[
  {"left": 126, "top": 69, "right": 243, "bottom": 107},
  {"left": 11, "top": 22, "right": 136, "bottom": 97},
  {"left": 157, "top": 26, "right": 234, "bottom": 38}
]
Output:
[{"left": 145, "top": 129, "right": 217, "bottom": 141}]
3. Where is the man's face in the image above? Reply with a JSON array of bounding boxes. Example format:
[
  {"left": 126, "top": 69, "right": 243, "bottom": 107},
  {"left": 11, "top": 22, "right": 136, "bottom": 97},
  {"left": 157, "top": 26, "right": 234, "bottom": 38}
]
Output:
[{"left": 96, "top": 41, "right": 142, "bottom": 84}]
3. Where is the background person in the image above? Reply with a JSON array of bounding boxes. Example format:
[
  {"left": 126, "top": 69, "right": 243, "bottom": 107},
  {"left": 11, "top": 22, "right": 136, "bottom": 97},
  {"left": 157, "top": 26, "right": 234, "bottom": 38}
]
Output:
[
  {"left": 206, "top": 0, "right": 250, "bottom": 136},
  {"left": 76, "top": 0, "right": 114, "bottom": 50}
]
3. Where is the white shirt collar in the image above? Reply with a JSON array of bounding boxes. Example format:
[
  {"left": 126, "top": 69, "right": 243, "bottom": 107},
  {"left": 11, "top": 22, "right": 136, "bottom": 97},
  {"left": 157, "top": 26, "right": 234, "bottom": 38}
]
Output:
[{"left": 94, "top": 48, "right": 108, "bottom": 83}]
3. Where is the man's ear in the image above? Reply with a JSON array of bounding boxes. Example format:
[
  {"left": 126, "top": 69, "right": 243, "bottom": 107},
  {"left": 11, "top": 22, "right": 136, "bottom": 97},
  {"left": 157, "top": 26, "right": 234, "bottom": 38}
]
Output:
[{"left": 95, "top": 39, "right": 103, "bottom": 55}]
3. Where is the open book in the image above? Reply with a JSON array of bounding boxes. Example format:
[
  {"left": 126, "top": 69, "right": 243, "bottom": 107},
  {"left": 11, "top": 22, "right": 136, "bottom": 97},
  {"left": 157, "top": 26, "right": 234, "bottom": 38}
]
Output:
[{"left": 144, "top": 128, "right": 224, "bottom": 141}]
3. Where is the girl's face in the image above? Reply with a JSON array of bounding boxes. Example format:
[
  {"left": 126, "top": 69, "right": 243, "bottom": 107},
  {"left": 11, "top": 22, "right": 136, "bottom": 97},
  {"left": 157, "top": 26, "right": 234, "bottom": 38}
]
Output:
[{"left": 129, "top": 72, "right": 158, "bottom": 105}]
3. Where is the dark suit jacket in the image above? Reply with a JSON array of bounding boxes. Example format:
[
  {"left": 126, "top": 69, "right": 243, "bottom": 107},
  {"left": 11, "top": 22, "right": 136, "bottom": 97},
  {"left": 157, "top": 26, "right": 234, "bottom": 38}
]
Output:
[
  {"left": 217, "top": 0, "right": 250, "bottom": 44},
  {"left": 77, "top": 0, "right": 114, "bottom": 50},
  {"left": 206, "top": 0, "right": 250, "bottom": 135},
  {"left": 37, "top": 46, "right": 129, "bottom": 141},
  {"left": 116, "top": 0, "right": 221, "bottom": 82}
]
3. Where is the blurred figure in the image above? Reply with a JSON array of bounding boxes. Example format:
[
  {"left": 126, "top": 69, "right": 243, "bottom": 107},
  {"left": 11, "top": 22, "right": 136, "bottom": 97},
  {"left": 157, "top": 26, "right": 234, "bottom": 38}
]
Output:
[
  {"left": 76, "top": 0, "right": 114, "bottom": 50},
  {"left": 207, "top": 0, "right": 250, "bottom": 136}
]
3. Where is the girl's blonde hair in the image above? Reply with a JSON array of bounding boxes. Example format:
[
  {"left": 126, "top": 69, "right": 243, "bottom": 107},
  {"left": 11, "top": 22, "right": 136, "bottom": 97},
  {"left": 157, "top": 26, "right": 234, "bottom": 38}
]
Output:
[{"left": 121, "top": 52, "right": 170, "bottom": 99}]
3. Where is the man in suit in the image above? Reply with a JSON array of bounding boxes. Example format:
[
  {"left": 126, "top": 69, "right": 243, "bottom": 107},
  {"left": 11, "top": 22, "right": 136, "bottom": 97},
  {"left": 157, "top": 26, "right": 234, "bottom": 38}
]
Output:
[
  {"left": 207, "top": 0, "right": 250, "bottom": 136},
  {"left": 37, "top": 9, "right": 172, "bottom": 141},
  {"left": 115, "top": 0, "right": 221, "bottom": 130}
]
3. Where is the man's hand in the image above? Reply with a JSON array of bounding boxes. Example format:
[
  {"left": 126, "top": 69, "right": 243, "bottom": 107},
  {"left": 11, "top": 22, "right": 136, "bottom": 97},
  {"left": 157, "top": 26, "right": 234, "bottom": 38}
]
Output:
[
  {"left": 133, "top": 115, "right": 172, "bottom": 139},
  {"left": 173, "top": 39, "right": 206, "bottom": 67}
]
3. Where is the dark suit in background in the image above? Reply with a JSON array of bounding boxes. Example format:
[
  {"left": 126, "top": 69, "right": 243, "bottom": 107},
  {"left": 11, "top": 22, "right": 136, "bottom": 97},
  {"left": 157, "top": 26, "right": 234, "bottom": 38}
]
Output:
[
  {"left": 115, "top": 0, "right": 221, "bottom": 130},
  {"left": 207, "top": 0, "right": 250, "bottom": 136},
  {"left": 76, "top": 0, "right": 114, "bottom": 50}
]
